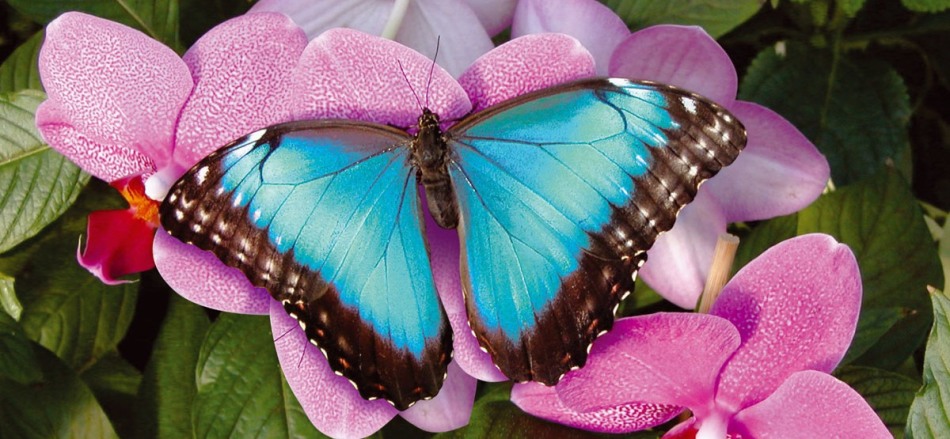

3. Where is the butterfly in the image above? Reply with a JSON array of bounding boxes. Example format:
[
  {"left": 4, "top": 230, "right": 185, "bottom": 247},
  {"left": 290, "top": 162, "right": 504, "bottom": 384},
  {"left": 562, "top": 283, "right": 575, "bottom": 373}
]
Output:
[{"left": 159, "top": 77, "right": 746, "bottom": 410}]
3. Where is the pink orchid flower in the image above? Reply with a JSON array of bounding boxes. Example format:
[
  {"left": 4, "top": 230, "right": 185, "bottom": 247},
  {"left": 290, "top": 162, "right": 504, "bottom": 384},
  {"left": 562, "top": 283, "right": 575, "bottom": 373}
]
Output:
[
  {"left": 513, "top": 0, "right": 832, "bottom": 309},
  {"left": 249, "top": 0, "right": 518, "bottom": 77},
  {"left": 511, "top": 234, "right": 890, "bottom": 438}
]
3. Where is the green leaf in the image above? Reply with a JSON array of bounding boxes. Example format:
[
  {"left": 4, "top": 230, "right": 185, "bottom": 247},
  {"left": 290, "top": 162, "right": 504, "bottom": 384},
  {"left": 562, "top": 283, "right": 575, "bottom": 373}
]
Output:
[
  {"left": 136, "top": 294, "right": 210, "bottom": 439},
  {"left": 732, "top": 213, "right": 798, "bottom": 270},
  {"left": 0, "top": 273, "right": 22, "bottom": 320},
  {"left": 0, "top": 90, "right": 89, "bottom": 254},
  {"left": 841, "top": 307, "right": 904, "bottom": 365},
  {"left": 838, "top": 0, "right": 867, "bottom": 15},
  {"left": 194, "top": 313, "right": 323, "bottom": 438},
  {"left": 0, "top": 31, "right": 44, "bottom": 93},
  {"left": 7, "top": 0, "right": 181, "bottom": 48},
  {"left": 0, "top": 309, "right": 41, "bottom": 384},
  {"left": 739, "top": 42, "right": 912, "bottom": 185},
  {"left": 902, "top": 0, "right": 950, "bottom": 12},
  {"left": 81, "top": 351, "right": 142, "bottom": 439},
  {"left": 835, "top": 366, "right": 919, "bottom": 437},
  {"left": 797, "top": 170, "right": 942, "bottom": 369},
  {"left": 602, "top": 0, "right": 764, "bottom": 38},
  {"left": 940, "top": 217, "right": 950, "bottom": 292},
  {"left": 0, "top": 342, "right": 118, "bottom": 439},
  {"left": 906, "top": 289, "right": 950, "bottom": 438}
]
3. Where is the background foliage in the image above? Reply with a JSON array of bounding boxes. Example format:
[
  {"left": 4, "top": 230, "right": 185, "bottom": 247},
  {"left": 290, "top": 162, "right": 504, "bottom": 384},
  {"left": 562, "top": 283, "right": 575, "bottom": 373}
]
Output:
[{"left": 0, "top": 0, "right": 948, "bottom": 437}]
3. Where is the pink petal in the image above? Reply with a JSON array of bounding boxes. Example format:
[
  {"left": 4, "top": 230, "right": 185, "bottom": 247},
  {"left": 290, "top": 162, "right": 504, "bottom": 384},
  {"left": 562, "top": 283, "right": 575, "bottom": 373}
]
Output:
[
  {"left": 152, "top": 229, "right": 272, "bottom": 314},
  {"left": 37, "top": 12, "right": 192, "bottom": 172},
  {"left": 424, "top": 202, "right": 506, "bottom": 382},
  {"left": 609, "top": 25, "right": 737, "bottom": 106},
  {"left": 557, "top": 314, "right": 740, "bottom": 417},
  {"left": 249, "top": 0, "right": 389, "bottom": 39},
  {"left": 173, "top": 13, "right": 308, "bottom": 170},
  {"left": 733, "top": 370, "right": 890, "bottom": 438},
  {"left": 712, "top": 234, "right": 862, "bottom": 412},
  {"left": 269, "top": 301, "right": 397, "bottom": 438},
  {"left": 290, "top": 28, "right": 471, "bottom": 127},
  {"left": 638, "top": 192, "right": 727, "bottom": 309},
  {"left": 458, "top": 34, "right": 595, "bottom": 112},
  {"left": 461, "top": 0, "right": 518, "bottom": 35},
  {"left": 77, "top": 209, "right": 155, "bottom": 284},
  {"left": 511, "top": 382, "right": 683, "bottom": 434},
  {"left": 704, "top": 101, "right": 830, "bottom": 222},
  {"left": 399, "top": 361, "right": 477, "bottom": 432},
  {"left": 511, "top": 0, "right": 629, "bottom": 75}
]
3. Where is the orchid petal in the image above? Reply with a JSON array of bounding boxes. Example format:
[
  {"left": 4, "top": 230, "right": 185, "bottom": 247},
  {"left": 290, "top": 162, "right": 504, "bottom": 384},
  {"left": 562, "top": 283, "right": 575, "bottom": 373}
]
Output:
[
  {"left": 249, "top": 0, "right": 389, "bottom": 40},
  {"left": 270, "top": 301, "right": 397, "bottom": 439},
  {"left": 425, "top": 204, "right": 506, "bottom": 381},
  {"left": 77, "top": 209, "right": 155, "bottom": 284},
  {"left": 174, "top": 13, "right": 308, "bottom": 170},
  {"left": 461, "top": 0, "right": 518, "bottom": 35},
  {"left": 37, "top": 12, "right": 192, "bottom": 173},
  {"left": 712, "top": 234, "right": 862, "bottom": 412},
  {"left": 703, "top": 101, "right": 830, "bottom": 222},
  {"left": 639, "top": 192, "right": 727, "bottom": 309},
  {"left": 290, "top": 28, "right": 470, "bottom": 127},
  {"left": 733, "top": 370, "right": 890, "bottom": 438},
  {"left": 557, "top": 314, "right": 740, "bottom": 416},
  {"left": 458, "top": 34, "right": 594, "bottom": 111},
  {"left": 511, "top": 0, "right": 629, "bottom": 74},
  {"left": 609, "top": 25, "right": 737, "bottom": 106},
  {"left": 153, "top": 229, "right": 272, "bottom": 314},
  {"left": 512, "top": 382, "right": 683, "bottom": 434},
  {"left": 399, "top": 361, "right": 477, "bottom": 432}
]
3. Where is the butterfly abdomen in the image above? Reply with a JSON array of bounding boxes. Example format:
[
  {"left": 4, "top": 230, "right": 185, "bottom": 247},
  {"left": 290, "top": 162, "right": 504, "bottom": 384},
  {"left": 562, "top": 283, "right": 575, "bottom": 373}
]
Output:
[{"left": 413, "top": 108, "right": 460, "bottom": 229}]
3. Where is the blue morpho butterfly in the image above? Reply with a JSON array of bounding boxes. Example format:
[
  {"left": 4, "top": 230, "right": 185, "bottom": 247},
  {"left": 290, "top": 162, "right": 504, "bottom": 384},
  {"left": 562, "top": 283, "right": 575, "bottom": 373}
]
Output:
[{"left": 160, "top": 76, "right": 746, "bottom": 410}]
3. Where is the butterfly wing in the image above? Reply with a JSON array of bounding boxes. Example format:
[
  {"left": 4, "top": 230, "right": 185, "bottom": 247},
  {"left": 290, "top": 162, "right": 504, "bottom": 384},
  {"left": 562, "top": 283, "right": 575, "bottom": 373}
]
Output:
[
  {"left": 446, "top": 78, "right": 746, "bottom": 384},
  {"left": 160, "top": 120, "right": 451, "bottom": 410}
]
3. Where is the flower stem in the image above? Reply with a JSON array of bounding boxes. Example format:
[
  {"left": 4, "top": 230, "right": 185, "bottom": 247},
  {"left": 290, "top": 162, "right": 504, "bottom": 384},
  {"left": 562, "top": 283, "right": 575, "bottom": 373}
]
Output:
[
  {"left": 696, "top": 234, "right": 739, "bottom": 314},
  {"left": 381, "top": 0, "right": 411, "bottom": 40}
]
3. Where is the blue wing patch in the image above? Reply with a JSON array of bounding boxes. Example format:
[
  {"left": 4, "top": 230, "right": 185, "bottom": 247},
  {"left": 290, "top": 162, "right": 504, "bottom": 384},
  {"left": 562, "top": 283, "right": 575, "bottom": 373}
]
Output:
[
  {"left": 161, "top": 121, "right": 451, "bottom": 410},
  {"left": 447, "top": 79, "right": 746, "bottom": 383}
]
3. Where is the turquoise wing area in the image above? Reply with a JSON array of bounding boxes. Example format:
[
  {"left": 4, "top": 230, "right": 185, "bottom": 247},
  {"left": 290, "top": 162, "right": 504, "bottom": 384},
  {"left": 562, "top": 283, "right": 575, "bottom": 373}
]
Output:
[
  {"left": 447, "top": 78, "right": 747, "bottom": 384},
  {"left": 160, "top": 121, "right": 451, "bottom": 410}
]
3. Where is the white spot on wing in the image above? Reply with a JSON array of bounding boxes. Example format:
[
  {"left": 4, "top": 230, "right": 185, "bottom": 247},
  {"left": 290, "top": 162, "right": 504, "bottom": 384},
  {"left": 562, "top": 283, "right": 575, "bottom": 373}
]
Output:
[
  {"left": 195, "top": 166, "right": 209, "bottom": 184},
  {"left": 680, "top": 96, "right": 697, "bottom": 114}
]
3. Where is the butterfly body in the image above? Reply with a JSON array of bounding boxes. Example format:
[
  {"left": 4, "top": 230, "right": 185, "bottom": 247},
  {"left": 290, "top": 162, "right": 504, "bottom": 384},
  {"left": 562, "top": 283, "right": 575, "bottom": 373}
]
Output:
[{"left": 160, "top": 78, "right": 746, "bottom": 409}]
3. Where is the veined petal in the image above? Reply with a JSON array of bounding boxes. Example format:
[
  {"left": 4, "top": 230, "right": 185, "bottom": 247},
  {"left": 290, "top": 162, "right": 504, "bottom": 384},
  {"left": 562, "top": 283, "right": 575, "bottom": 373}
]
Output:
[
  {"left": 399, "top": 361, "right": 477, "bottom": 432},
  {"left": 557, "top": 314, "right": 740, "bottom": 415},
  {"left": 609, "top": 25, "right": 737, "bottom": 106},
  {"left": 512, "top": 382, "right": 683, "bottom": 434},
  {"left": 703, "top": 101, "right": 830, "bottom": 222},
  {"left": 289, "top": 28, "right": 471, "bottom": 127},
  {"left": 458, "top": 33, "right": 595, "bottom": 112},
  {"left": 174, "top": 13, "right": 308, "bottom": 169},
  {"left": 712, "top": 234, "right": 862, "bottom": 412},
  {"left": 78, "top": 209, "right": 155, "bottom": 284},
  {"left": 733, "top": 371, "right": 890, "bottom": 438},
  {"left": 38, "top": 12, "right": 192, "bottom": 171},
  {"left": 269, "top": 301, "right": 397, "bottom": 439},
  {"left": 511, "top": 0, "right": 629, "bottom": 75},
  {"left": 639, "top": 192, "right": 727, "bottom": 309},
  {"left": 153, "top": 229, "right": 272, "bottom": 314},
  {"left": 461, "top": 0, "right": 518, "bottom": 35}
]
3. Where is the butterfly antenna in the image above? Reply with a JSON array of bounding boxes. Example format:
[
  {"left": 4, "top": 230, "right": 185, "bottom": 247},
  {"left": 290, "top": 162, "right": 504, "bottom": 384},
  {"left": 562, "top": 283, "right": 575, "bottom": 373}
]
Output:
[
  {"left": 425, "top": 36, "right": 441, "bottom": 109},
  {"left": 274, "top": 326, "right": 295, "bottom": 342},
  {"left": 297, "top": 342, "right": 307, "bottom": 368},
  {"left": 397, "top": 58, "right": 424, "bottom": 111}
]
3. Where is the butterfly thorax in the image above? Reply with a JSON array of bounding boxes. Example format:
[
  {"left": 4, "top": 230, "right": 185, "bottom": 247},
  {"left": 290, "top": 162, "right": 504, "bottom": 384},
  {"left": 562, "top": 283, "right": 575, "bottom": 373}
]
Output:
[{"left": 412, "top": 108, "right": 459, "bottom": 229}]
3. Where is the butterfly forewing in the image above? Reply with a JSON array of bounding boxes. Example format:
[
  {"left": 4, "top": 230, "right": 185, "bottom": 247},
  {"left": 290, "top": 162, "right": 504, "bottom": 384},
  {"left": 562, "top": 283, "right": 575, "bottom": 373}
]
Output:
[
  {"left": 445, "top": 78, "right": 746, "bottom": 384},
  {"left": 160, "top": 120, "right": 452, "bottom": 410}
]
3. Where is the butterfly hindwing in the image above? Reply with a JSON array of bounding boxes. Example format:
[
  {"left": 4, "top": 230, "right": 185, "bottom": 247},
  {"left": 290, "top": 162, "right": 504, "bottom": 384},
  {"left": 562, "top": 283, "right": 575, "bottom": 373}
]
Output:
[
  {"left": 446, "top": 78, "right": 746, "bottom": 383},
  {"left": 160, "top": 121, "right": 452, "bottom": 410}
]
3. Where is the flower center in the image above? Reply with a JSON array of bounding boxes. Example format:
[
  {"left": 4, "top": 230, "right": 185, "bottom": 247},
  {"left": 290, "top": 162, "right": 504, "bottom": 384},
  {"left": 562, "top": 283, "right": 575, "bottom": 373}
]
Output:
[{"left": 117, "top": 176, "right": 160, "bottom": 227}]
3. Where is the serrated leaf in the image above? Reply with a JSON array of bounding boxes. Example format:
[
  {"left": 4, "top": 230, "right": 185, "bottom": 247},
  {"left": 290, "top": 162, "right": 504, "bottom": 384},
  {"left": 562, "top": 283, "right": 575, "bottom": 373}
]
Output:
[
  {"left": 136, "top": 294, "right": 210, "bottom": 439},
  {"left": 0, "top": 342, "right": 118, "bottom": 439},
  {"left": 902, "top": 0, "right": 950, "bottom": 12},
  {"left": 603, "top": 0, "right": 764, "bottom": 37},
  {"left": 841, "top": 307, "right": 904, "bottom": 365},
  {"left": 194, "top": 313, "right": 322, "bottom": 438},
  {"left": 906, "top": 289, "right": 950, "bottom": 438},
  {"left": 797, "top": 170, "right": 942, "bottom": 368},
  {"left": 7, "top": 0, "right": 180, "bottom": 48},
  {"left": 0, "top": 309, "right": 41, "bottom": 384},
  {"left": 739, "top": 42, "right": 911, "bottom": 185},
  {"left": 835, "top": 366, "right": 919, "bottom": 437},
  {"left": 0, "top": 31, "right": 44, "bottom": 93},
  {"left": 82, "top": 351, "right": 142, "bottom": 438},
  {"left": 941, "top": 218, "right": 950, "bottom": 292},
  {"left": 0, "top": 90, "right": 89, "bottom": 253}
]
